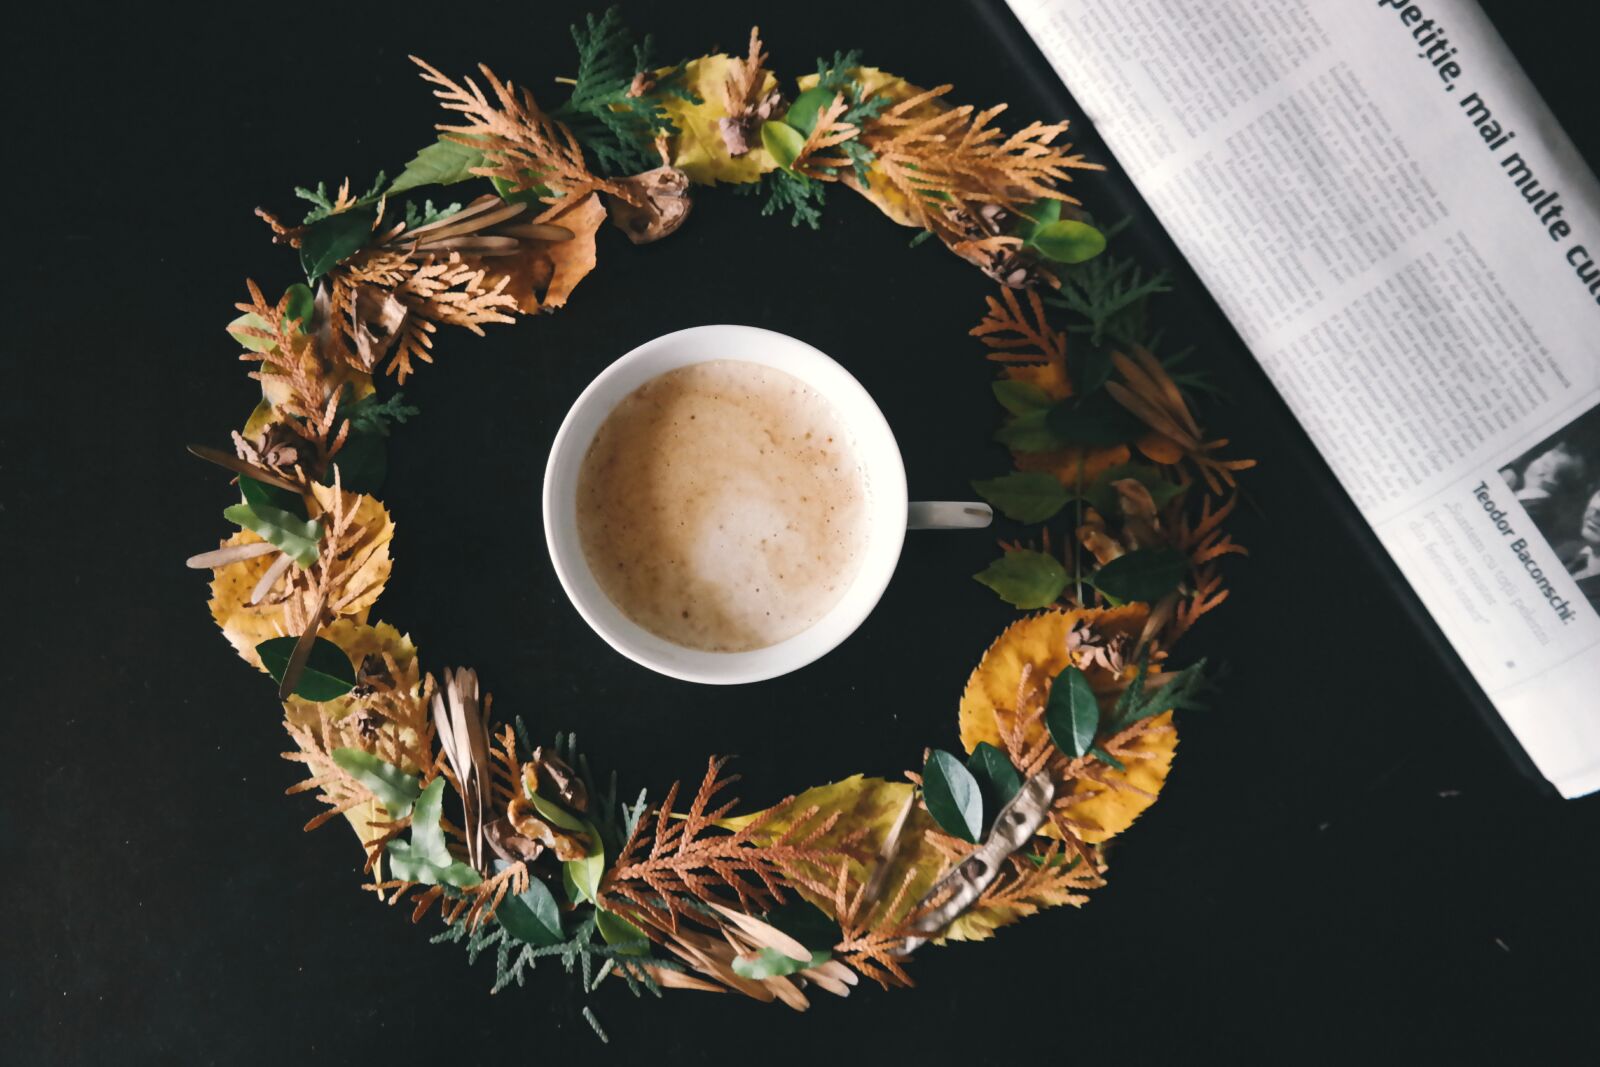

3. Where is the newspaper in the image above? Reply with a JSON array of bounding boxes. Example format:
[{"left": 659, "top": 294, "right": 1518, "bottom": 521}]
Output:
[{"left": 1006, "top": 0, "right": 1600, "bottom": 796}]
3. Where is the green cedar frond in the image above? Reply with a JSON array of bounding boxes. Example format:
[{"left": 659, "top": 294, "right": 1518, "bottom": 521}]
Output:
[
  {"left": 294, "top": 173, "right": 388, "bottom": 225},
  {"left": 1044, "top": 250, "right": 1171, "bottom": 348},
  {"left": 338, "top": 389, "right": 419, "bottom": 437},
  {"left": 400, "top": 198, "right": 462, "bottom": 230},
  {"left": 740, "top": 170, "right": 828, "bottom": 229},
  {"left": 556, "top": 6, "right": 700, "bottom": 176},
  {"left": 1108, "top": 658, "right": 1210, "bottom": 733}
]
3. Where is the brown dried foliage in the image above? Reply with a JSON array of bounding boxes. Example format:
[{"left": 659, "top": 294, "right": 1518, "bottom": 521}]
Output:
[{"left": 971, "top": 286, "right": 1069, "bottom": 365}]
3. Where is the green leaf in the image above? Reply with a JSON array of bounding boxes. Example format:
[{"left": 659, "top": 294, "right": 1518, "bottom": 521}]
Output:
[
  {"left": 222, "top": 502, "right": 321, "bottom": 567},
  {"left": 991, "top": 380, "right": 1055, "bottom": 415},
  {"left": 330, "top": 748, "right": 420, "bottom": 818},
  {"left": 732, "top": 947, "right": 832, "bottom": 980},
  {"left": 1045, "top": 390, "right": 1146, "bottom": 446},
  {"left": 1091, "top": 547, "right": 1188, "bottom": 603},
  {"left": 973, "top": 549, "right": 1068, "bottom": 609},
  {"left": 1013, "top": 197, "right": 1063, "bottom": 242},
  {"left": 994, "top": 410, "right": 1065, "bottom": 453},
  {"left": 386, "top": 778, "right": 482, "bottom": 888},
  {"left": 967, "top": 742, "right": 1022, "bottom": 815},
  {"left": 1080, "top": 463, "right": 1187, "bottom": 517},
  {"left": 490, "top": 173, "right": 552, "bottom": 205},
  {"left": 785, "top": 86, "right": 837, "bottom": 136},
  {"left": 299, "top": 208, "right": 376, "bottom": 282},
  {"left": 972, "top": 471, "right": 1071, "bottom": 524},
  {"left": 594, "top": 909, "right": 651, "bottom": 956},
  {"left": 238, "top": 475, "right": 303, "bottom": 517},
  {"left": 1044, "top": 665, "right": 1100, "bottom": 758},
  {"left": 922, "top": 749, "right": 983, "bottom": 843},
  {"left": 255, "top": 636, "right": 356, "bottom": 701},
  {"left": 324, "top": 430, "right": 387, "bottom": 495},
  {"left": 283, "top": 283, "right": 315, "bottom": 329},
  {"left": 1029, "top": 219, "right": 1107, "bottom": 264},
  {"left": 1088, "top": 745, "right": 1126, "bottom": 772},
  {"left": 389, "top": 138, "right": 485, "bottom": 194},
  {"left": 529, "top": 794, "right": 604, "bottom": 905},
  {"left": 491, "top": 861, "right": 565, "bottom": 946},
  {"left": 761, "top": 120, "right": 807, "bottom": 172}
]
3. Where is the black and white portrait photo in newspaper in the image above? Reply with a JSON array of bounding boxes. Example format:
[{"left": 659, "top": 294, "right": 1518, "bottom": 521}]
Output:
[{"left": 1500, "top": 402, "right": 1600, "bottom": 615}]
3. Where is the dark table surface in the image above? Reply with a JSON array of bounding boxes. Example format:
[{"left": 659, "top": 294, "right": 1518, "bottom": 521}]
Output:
[{"left": 8, "top": 0, "right": 1599, "bottom": 1062}]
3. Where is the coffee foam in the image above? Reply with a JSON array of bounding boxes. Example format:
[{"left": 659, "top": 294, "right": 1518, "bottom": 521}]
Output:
[{"left": 576, "top": 359, "right": 869, "bottom": 652}]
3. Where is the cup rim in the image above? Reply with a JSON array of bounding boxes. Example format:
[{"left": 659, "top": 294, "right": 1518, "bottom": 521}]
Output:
[{"left": 542, "top": 324, "right": 908, "bottom": 684}]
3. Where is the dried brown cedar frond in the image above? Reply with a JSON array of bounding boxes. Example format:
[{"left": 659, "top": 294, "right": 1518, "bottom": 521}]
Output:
[
  {"left": 723, "top": 26, "right": 771, "bottom": 119},
  {"left": 859, "top": 87, "right": 1099, "bottom": 279},
  {"left": 1105, "top": 347, "right": 1256, "bottom": 493},
  {"left": 410, "top": 56, "right": 629, "bottom": 220},
  {"left": 970, "top": 286, "right": 1069, "bottom": 365},
  {"left": 790, "top": 93, "right": 858, "bottom": 179},
  {"left": 599, "top": 758, "right": 856, "bottom": 933},
  {"left": 970, "top": 842, "right": 1103, "bottom": 918},
  {"left": 234, "top": 281, "right": 340, "bottom": 442}
]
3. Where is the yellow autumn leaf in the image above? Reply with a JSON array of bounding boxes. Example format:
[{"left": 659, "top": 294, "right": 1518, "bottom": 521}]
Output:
[
  {"left": 207, "top": 530, "right": 291, "bottom": 671},
  {"left": 306, "top": 482, "right": 394, "bottom": 620},
  {"left": 1060, "top": 710, "right": 1178, "bottom": 843},
  {"left": 796, "top": 66, "right": 945, "bottom": 228},
  {"left": 721, "top": 775, "right": 947, "bottom": 928},
  {"left": 280, "top": 617, "right": 420, "bottom": 730},
  {"left": 659, "top": 55, "right": 778, "bottom": 185},
  {"left": 957, "top": 606, "right": 1148, "bottom": 754}
]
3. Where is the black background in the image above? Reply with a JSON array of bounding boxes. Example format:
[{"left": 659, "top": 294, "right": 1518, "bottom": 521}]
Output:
[{"left": 7, "top": 1, "right": 1600, "bottom": 1062}]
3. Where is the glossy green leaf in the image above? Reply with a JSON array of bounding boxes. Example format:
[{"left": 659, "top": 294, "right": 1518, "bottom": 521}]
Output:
[
  {"left": 972, "top": 471, "right": 1071, "bottom": 524},
  {"left": 1013, "top": 197, "right": 1063, "bottom": 242},
  {"left": 994, "top": 410, "right": 1065, "bottom": 453},
  {"left": 1080, "top": 464, "right": 1187, "bottom": 517},
  {"left": 1029, "top": 219, "right": 1107, "bottom": 264},
  {"left": 222, "top": 502, "right": 321, "bottom": 567},
  {"left": 238, "top": 475, "right": 304, "bottom": 516},
  {"left": 283, "top": 283, "right": 315, "bottom": 329},
  {"left": 256, "top": 636, "right": 356, "bottom": 701},
  {"left": 527, "top": 792, "right": 588, "bottom": 834},
  {"left": 761, "top": 120, "right": 806, "bottom": 172},
  {"left": 784, "top": 86, "right": 837, "bottom": 136},
  {"left": 973, "top": 549, "right": 1068, "bottom": 609},
  {"left": 1091, "top": 547, "right": 1188, "bottom": 603},
  {"left": 595, "top": 909, "right": 651, "bottom": 956},
  {"left": 923, "top": 748, "right": 983, "bottom": 843},
  {"left": 389, "top": 137, "right": 485, "bottom": 194},
  {"left": 732, "top": 947, "right": 832, "bottom": 980},
  {"left": 967, "top": 742, "right": 1022, "bottom": 815},
  {"left": 331, "top": 748, "right": 420, "bottom": 818},
  {"left": 992, "top": 380, "right": 1055, "bottom": 416},
  {"left": 1044, "top": 665, "right": 1100, "bottom": 758},
  {"left": 1045, "top": 390, "right": 1145, "bottom": 446},
  {"left": 1088, "top": 745, "right": 1126, "bottom": 772},
  {"left": 299, "top": 208, "right": 376, "bottom": 282},
  {"left": 325, "top": 429, "right": 387, "bottom": 495},
  {"left": 490, "top": 173, "right": 552, "bottom": 205},
  {"left": 492, "top": 861, "right": 564, "bottom": 946}
]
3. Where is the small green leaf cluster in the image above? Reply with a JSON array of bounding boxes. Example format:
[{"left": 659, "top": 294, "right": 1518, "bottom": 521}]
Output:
[
  {"left": 1043, "top": 657, "right": 1210, "bottom": 768},
  {"left": 324, "top": 388, "right": 420, "bottom": 494},
  {"left": 973, "top": 545, "right": 1189, "bottom": 611},
  {"left": 921, "top": 743, "right": 1023, "bottom": 843}
]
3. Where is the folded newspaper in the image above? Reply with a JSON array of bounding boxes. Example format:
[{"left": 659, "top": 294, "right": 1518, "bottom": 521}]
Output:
[{"left": 1006, "top": 0, "right": 1600, "bottom": 797}]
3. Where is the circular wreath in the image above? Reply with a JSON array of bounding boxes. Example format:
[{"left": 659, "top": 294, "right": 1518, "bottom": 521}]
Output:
[{"left": 189, "top": 11, "right": 1253, "bottom": 1040}]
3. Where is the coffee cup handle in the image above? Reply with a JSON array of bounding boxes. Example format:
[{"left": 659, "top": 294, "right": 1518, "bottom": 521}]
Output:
[{"left": 907, "top": 501, "right": 994, "bottom": 530}]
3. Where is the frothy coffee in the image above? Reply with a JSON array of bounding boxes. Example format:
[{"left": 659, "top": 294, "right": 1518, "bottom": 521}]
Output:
[{"left": 575, "top": 359, "right": 869, "bottom": 652}]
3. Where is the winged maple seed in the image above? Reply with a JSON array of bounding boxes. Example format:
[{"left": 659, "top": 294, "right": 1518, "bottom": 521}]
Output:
[{"left": 1106, "top": 347, "right": 1257, "bottom": 493}]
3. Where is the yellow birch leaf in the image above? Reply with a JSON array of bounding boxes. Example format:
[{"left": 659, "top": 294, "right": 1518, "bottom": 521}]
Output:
[
  {"left": 796, "top": 66, "right": 947, "bottom": 228},
  {"left": 281, "top": 618, "right": 420, "bottom": 729},
  {"left": 720, "top": 775, "right": 947, "bottom": 928},
  {"left": 958, "top": 606, "right": 1149, "bottom": 754},
  {"left": 1060, "top": 711, "right": 1178, "bottom": 843},
  {"left": 306, "top": 483, "right": 394, "bottom": 620},
  {"left": 207, "top": 531, "right": 291, "bottom": 671},
  {"left": 659, "top": 56, "right": 777, "bottom": 185}
]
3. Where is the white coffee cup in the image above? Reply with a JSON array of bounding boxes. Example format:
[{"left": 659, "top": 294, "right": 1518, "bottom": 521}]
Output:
[{"left": 543, "top": 325, "right": 991, "bottom": 684}]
